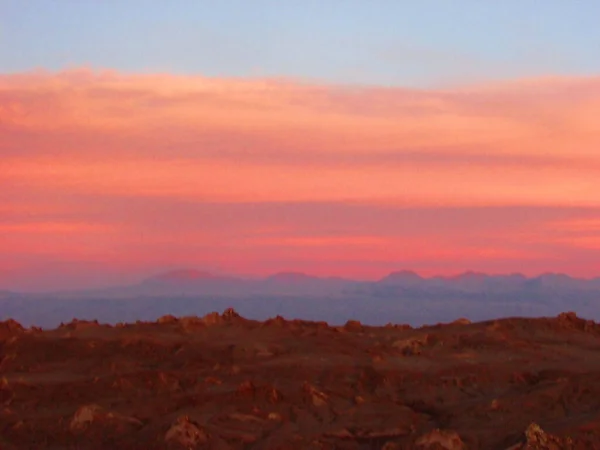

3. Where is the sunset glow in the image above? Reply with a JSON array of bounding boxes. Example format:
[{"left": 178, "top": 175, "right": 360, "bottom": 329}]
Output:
[
  {"left": 2, "top": 69, "right": 600, "bottom": 290},
  {"left": 2, "top": 1, "right": 600, "bottom": 291}
]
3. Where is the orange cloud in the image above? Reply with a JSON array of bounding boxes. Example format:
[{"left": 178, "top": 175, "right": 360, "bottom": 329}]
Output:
[
  {"left": 2, "top": 70, "right": 600, "bottom": 206},
  {"left": 546, "top": 218, "right": 600, "bottom": 233},
  {"left": 0, "top": 222, "right": 114, "bottom": 234}
]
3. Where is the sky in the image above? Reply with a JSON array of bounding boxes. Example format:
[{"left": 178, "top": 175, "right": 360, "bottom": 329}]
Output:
[{"left": 1, "top": 1, "right": 600, "bottom": 290}]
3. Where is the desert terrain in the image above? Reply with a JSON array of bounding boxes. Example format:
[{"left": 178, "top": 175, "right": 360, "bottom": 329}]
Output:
[{"left": 2, "top": 309, "right": 600, "bottom": 449}]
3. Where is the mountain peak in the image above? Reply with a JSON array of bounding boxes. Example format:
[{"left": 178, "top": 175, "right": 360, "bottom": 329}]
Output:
[
  {"left": 267, "top": 272, "right": 316, "bottom": 282},
  {"left": 146, "top": 269, "right": 214, "bottom": 283},
  {"left": 380, "top": 270, "right": 422, "bottom": 282},
  {"left": 451, "top": 271, "right": 488, "bottom": 280},
  {"left": 538, "top": 272, "right": 571, "bottom": 280}
]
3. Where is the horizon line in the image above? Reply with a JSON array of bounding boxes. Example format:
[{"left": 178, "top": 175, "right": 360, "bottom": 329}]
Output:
[
  {"left": 148, "top": 268, "right": 599, "bottom": 281},
  {"left": 5, "top": 268, "right": 600, "bottom": 296}
]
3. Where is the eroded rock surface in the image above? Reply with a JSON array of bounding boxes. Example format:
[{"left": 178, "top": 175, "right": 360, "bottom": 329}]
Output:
[
  {"left": 415, "top": 428, "right": 465, "bottom": 449},
  {"left": 164, "top": 416, "right": 209, "bottom": 448},
  {"left": 0, "top": 311, "right": 599, "bottom": 448}
]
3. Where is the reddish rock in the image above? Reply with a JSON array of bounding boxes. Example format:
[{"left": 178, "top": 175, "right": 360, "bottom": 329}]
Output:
[
  {"left": 452, "top": 318, "right": 471, "bottom": 325},
  {"left": 157, "top": 314, "right": 178, "bottom": 324},
  {"left": 415, "top": 429, "right": 465, "bottom": 449},
  {"left": 392, "top": 336, "right": 428, "bottom": 355},
  {"left": 201, "top": 312, "right": 222, "bottom": 325},
  {"left": 70, "top": 404, "right": 105, "bottom": 431},
  {"left": 516, "top": 422, "right": 573, "bottom": 450},
  {"left": 303, "top": 382, "right": 329, "bottom": 407},
  {"left": 69, "top": 404, "right": 142, "bottom": 433},
  {"left": 222, "top": 307, "right": 241, "bottom": 320},
  {"left": 164, "top": 416, "right": 208, "bottom": 448},
  {"left": 0, "top": 319, "right": 24, "bottom": 333},
  {"left": 179, "top": 315, "right": 205, "bottom": 330},
  {"left": 263, "top": 315, "right": 288, "bottom": 327},
  {"left": 61, "top": 319, "right": 101, "bottom": 331},
  {"left": 266, "top": 386, "right": 283, "bottom": 403},
  {"left": 344, "top": 320, "right": 364, "bottom": 332},
  {"left": 236, "top": 380, "right": 256, "bottom": 396}
]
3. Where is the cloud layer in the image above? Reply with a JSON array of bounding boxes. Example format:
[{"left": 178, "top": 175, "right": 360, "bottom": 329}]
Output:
[{"left": 2, "top": 69, "right": 600, "bottom": 289}]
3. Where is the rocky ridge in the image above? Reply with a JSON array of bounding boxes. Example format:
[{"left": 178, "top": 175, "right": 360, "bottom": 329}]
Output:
[{"left": 1, "top": 310, "right": 600, "bottom": 449}]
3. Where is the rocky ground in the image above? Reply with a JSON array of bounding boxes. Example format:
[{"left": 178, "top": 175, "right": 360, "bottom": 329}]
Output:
[{"left": 1, "top": 309, "right": 600, "bottom": 449}]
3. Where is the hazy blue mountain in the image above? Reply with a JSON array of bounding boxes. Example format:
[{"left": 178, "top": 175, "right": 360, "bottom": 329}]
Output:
[{"left": 2, "top": 270, "right": 600, "bottom": 329}]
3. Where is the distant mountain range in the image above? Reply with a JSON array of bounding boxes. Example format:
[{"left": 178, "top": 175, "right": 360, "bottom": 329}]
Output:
[
  {"left": 2, "top": 269, "right": 600, "bottom": 329},
  {"left": 23, "top": 269, "right": 600, "bottom": 299}
]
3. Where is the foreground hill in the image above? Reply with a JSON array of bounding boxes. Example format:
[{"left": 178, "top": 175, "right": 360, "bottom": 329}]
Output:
[{"left": 2, "top": 311, "right": 600, "bottom": 449}]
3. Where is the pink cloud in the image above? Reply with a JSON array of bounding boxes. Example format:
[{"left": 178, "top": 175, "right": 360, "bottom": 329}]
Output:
[{"left": 2, "top": 69, "right": 600, "bottom": 286}]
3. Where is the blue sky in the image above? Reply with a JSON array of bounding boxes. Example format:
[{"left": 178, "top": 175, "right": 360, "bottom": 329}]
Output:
[{"left": 1, "top": 0, "right": 599, "bottom": 86}]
